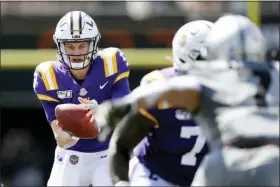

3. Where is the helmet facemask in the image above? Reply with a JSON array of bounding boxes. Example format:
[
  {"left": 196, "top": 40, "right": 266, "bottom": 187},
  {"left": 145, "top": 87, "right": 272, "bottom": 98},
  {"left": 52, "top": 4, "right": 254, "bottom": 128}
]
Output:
[
  {"left": 173, "top": 44, "right": 202, "bottom": 75},
  {"left": 56, "top": 35, "right": 101, "bottom": 70}
]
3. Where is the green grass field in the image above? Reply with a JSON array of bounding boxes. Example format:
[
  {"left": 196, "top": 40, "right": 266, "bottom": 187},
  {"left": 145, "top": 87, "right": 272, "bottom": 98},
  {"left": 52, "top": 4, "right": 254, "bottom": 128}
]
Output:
[{"left": 1, "top": 49, "right": 173, "bottom": 69}]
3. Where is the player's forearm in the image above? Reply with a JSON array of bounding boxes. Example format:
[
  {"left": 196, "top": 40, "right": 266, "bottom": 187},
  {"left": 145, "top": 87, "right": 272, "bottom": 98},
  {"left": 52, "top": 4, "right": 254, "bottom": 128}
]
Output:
[
  {"left": 109, "top": 145, "right": 130, "bottom": 184},
  {"left": 113, "top": 80, "right": 171, "bottom": 111},
  {"left": 108, "top": 113, "right": 154, "bottom": 185},
  {"left": 109, "top": 126, "right": 131, "bottom": 184},
  {"left": 114, "top": 75, "right": 201, "bottom": 112}
]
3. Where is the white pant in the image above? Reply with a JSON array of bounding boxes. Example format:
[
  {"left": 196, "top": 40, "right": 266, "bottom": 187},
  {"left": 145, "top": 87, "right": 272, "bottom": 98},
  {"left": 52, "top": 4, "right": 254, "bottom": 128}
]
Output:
[
  {"left": 47, "top": 146, "right": 112, "bottom": 186},
  {"left": 129, "top": 157, "right": 175, "bottom": 186},
  {"left": 191, "top": 145, "right": 280, "bottom": 186}
]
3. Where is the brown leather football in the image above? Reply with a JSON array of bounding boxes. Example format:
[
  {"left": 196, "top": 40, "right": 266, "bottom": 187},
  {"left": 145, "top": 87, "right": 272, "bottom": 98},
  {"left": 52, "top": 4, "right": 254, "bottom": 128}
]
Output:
[{"left": 55, "top": 103, "right": 99, "bottom": 139}]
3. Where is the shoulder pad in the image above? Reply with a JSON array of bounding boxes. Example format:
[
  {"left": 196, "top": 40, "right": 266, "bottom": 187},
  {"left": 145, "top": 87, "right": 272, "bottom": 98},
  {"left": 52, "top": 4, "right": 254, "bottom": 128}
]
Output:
[
  {"left": 141, "top": 70, "right": 175, "bottom": 109},
  {"left": 35, "top": 61, "right": 59, "bottom": 91}
]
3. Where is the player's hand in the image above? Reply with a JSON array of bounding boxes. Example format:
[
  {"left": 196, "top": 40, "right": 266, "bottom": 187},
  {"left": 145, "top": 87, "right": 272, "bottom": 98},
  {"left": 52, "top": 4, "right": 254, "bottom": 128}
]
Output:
[
  {"left": 94, "top": 101, "right": 118, "bottom": 142},
  {"left": 78, "top": 97, "right": 98, "bottom": 123},
  {"left": 54, "top": 123, "right": 78, "bottom": 149}
]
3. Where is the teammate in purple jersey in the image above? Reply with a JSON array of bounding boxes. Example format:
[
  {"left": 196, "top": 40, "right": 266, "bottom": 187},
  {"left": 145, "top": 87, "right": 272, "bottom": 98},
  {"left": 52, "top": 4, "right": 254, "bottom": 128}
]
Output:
[
  {"left": 98, "top": 20, "right": 213, "bottom": 186},
  {"left": 128, "top": 67, "right": 208, "bottom": 186},
  {"left": 33, "top": 11, "right": 130, "bottom": 186}
]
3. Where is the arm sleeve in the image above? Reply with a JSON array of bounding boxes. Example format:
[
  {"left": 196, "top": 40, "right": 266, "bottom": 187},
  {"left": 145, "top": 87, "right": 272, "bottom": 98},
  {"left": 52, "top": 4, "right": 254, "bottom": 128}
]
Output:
[{"left": 33, "top": 68, "right": 60, "bottom": 124}]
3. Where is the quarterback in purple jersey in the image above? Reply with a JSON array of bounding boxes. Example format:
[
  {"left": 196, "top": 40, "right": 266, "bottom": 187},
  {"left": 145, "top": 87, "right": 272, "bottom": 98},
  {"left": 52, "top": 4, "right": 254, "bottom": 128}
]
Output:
[
  {"left": 103, "top": 21, "right": 212, "bottom": 186},
  {"left": 33, "top": 11, "right": 130, "bottom": 186}
]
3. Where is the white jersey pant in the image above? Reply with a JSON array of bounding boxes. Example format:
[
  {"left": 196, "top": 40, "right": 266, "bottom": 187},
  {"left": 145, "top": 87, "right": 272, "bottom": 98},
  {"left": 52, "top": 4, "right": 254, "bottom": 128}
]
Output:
[
  {"left": 129, "top": 156, "right": 176, "bottom": 186},
  {"left": 47, "top": 146, "right": 112, "bottom": 186}
]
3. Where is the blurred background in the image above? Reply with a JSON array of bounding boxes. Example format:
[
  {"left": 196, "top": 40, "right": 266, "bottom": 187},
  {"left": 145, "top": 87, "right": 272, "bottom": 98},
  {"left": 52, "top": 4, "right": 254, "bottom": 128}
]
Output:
[{"left": 1, "top": 1, "right": 279, "bottom": 186}]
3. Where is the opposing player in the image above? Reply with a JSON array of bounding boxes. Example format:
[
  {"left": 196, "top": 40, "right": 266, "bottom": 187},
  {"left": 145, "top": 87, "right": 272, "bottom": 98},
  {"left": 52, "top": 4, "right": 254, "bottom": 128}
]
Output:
[
  {"left": 106, "top": 20, "right": 212, "bottom": 186},
  {"left": 33, "top": 11, "right": 130, "bottom": 186},
  {"left": 92, "top": 14, "right": 279, "bottom": 186},
  {"left": 190, "top": 15, "right": 279, "bottom": 186}
]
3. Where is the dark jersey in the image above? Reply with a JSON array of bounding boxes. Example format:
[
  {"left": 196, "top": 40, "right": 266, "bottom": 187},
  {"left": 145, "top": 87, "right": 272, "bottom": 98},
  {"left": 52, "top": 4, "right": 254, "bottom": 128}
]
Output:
[
  {"left": 33, "top": 47, "right": 130, "bottom": 152},
  {"left": 135, "top": 67, "right": 208, "bottom": 186}
]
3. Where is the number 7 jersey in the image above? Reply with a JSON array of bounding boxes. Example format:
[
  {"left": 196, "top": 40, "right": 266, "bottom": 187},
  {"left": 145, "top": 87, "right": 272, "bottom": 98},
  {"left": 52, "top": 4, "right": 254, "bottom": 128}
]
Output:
[{"left": 135, "top": 67, "right": 209, "bottom": 186}]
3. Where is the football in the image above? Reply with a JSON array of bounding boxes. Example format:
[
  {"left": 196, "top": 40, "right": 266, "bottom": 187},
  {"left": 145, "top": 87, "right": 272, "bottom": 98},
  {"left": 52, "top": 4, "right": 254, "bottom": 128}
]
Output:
[{"left": 55, "top": 103, "right": 99, "bottom": 139}]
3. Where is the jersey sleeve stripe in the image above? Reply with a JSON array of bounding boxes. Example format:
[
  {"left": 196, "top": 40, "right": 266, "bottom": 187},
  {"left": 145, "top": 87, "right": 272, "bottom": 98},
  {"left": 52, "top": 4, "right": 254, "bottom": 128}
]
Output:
[
  {"left": 104, "top": 54, "right": 110, "bottom": 77},
  {"left": 40, "top": 70, "right": 51, "bottom": 90},
  {"left": 37, "top": 94, "right": 59, "bottom": 102},
  {"left": 112, "top": 51, "right": 118, "bottom": 74},
  {"left": 139, "top": 109, "right": 159, "bottom": 128},
  {"left": 49, "top": 65, "right": 59, "bottom": 90},
  {"left": 103, "top": 48, "right": 119, "bottom": 77},
  {"left": 114, "top": 71, "right": 130, "bottom": 84},
  {"left": 38, "top": 63, "right": 58, "bottom": 91}
]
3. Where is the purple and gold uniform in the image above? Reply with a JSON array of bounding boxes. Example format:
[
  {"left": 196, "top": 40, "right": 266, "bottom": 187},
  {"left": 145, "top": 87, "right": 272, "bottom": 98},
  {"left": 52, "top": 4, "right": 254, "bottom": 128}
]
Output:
[
  {"left": 33, "top": 47, "right": 130, "bottom": 152},
  {"left": 130, "top": 67, "right": 208, "bottom": 186}
]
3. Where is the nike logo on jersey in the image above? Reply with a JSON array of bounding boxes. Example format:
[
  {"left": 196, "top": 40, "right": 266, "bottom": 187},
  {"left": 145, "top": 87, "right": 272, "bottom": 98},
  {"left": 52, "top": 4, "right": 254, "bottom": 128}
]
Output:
[{"left": 100, "top": 81, "right": 108, "bottom": 89}]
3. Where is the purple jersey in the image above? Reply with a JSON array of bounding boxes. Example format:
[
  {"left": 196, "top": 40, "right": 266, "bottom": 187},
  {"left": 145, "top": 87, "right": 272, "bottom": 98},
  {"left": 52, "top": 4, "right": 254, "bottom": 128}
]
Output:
[
  {"left": 135, "top": 67, "right": 208, "bottom": 186},
  {"left": 33, "top": 47, "right": 130, "bottom": 152}
]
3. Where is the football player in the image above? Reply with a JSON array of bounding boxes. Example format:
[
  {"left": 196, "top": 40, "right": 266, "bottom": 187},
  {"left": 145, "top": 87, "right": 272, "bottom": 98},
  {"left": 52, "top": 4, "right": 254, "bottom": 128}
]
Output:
[
  {"left": 92, "top": 14, "right": 279, "bottom": 186},
  {"left": 33, "top": 11, "right": 130, "bottom": 186},
  {"left": 108, "top": 20, "right": 212, "bottom": 186}
]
